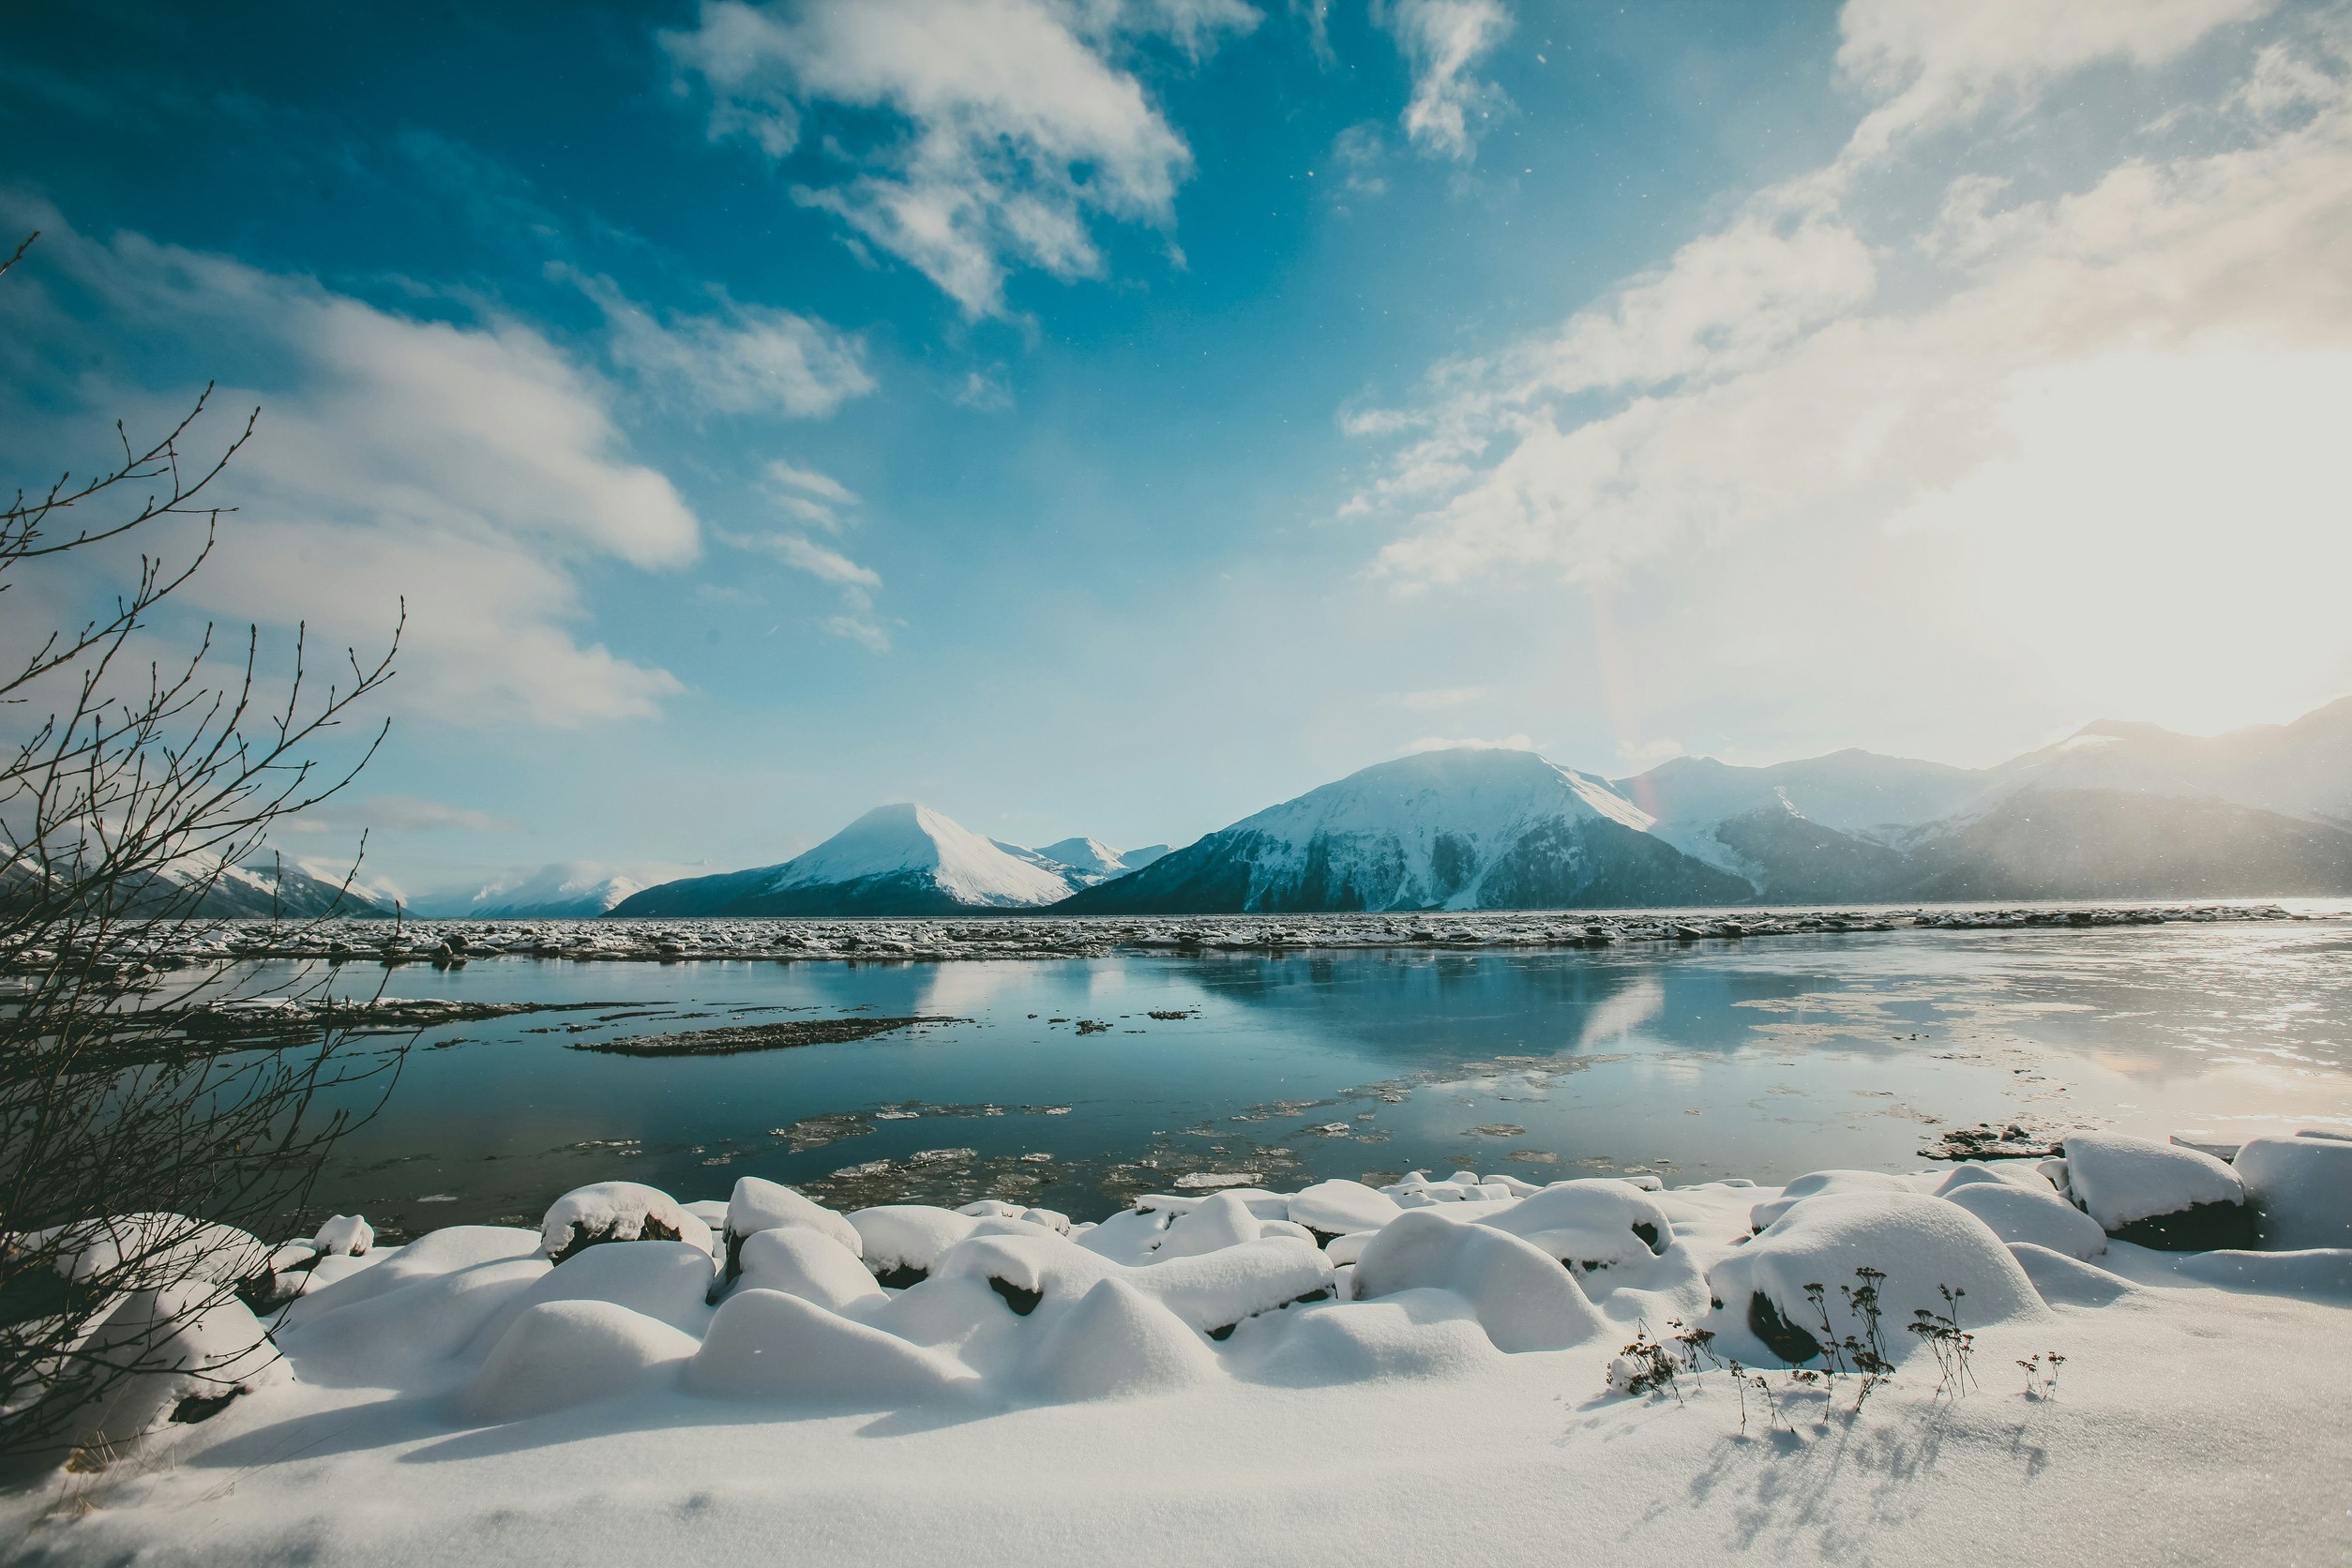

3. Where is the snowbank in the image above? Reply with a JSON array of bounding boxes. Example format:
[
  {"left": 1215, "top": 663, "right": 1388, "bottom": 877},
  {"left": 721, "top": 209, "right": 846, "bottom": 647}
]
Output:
[{"left": 11, "top": 1152, "right": 2351, "bottom": 1567}]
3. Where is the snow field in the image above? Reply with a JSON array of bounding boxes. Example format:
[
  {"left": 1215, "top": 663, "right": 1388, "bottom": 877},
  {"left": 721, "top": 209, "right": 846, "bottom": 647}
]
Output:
[{"left": 10, "top": 1128, "right": 2352, "bottom": 1565}]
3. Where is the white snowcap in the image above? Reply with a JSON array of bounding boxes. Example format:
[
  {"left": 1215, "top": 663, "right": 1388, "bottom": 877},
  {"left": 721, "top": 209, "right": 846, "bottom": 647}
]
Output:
[{"left": 769, "top": 804, "right": 1075, "bottom": 907}]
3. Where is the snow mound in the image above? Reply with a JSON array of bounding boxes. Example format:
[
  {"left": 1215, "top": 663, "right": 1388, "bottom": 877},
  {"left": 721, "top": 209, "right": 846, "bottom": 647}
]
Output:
[
  {"left": 1029, "top": 1277, "right": 1223, "bottom": 1402},
  {"left": 734, "top": 1226, "right": 884, "bottom": 1314},
  {"left": 1938, "top": 1181, "right": 2109, "bottom": 1260},
  {"left": 1749, "top": 1169, "right": 1916, "bottom": 1232},
  {"left": 1709, "top": 1192, "right": 2047, "bottom": 1367},
  {"left": 2168, "top": 1248, "right": 2352, "bottom": 1300},
  {"left": 1351, "top": 1210, "right": 1605, "bottom": 1352},
  {"left": 2007, "top": 1243, "right": 2140, "bottom": 1307},
  {"left": 852, "top": 1205, "right": 988, "bottom": 1280},
  {"left": 28, "top": 1214, "right": 273, "bottom": 1290},
  {"left": 61, "top": 1284, "right": 288, "bottom": 1449},
  {"left": 281, "top": 1258, "right": 549, "bottom": 1386},
  {"left": 541, "top": 1183, "right": 714, "bottom": 1264},
  {"left": 1287, "top": 1180, "right": 1403, "bottom": 1237},
  {"left": 2232, "top": 1133, "right": 2352, "bottom": 1250},
  {"left": 958, "top": 1199, "right": 1073, "bottom": 1233},
  {"left": 688, "top": 1288, "right": 978, "bottom": 1404},
  {"left": 1478, "top": 1179, "right": 1675, "bottom": 1272},
  {"left": 725, "top": 1176, "right": 862, "bottom": 1272},
  {"left": 493, "top": 1240, "right": 715, "bottom": 1338},
  {"left": 458, "top": 1300, "right": 698, "bottom": 1424},
  {"left": 2060, "top": 1131, "right": 2252, "bottom": 1247},
  {"left": 1146, "top": 1190, "right": 1267, "bottom": 1259},
  {"left": 1930, "top": 1161, "right": 2057, "bottom": 1197}
]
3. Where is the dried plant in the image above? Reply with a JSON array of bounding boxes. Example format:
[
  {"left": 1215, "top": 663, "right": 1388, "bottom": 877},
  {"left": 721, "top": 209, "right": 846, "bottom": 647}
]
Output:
[{"left": 1, "top": 232, "right": 403, "bottom": 1458}]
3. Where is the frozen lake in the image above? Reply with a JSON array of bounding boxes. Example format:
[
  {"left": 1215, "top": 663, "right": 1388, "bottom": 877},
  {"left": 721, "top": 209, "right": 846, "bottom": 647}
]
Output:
[{"left": 261, "top": 915, "right": 2352, "bottom": 1236}]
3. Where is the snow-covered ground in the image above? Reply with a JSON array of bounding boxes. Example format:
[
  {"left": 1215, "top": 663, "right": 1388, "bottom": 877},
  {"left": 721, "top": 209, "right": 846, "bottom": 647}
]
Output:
[{"left": 9, "top": 1132, "right": 2350, "bottom": 1565}]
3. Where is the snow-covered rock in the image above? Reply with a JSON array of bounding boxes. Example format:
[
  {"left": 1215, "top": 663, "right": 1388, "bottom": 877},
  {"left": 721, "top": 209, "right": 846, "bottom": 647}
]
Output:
[
  {"left": 1477, "top": 1179, "right": 1675, "bottom": 1272},
  {"left": 57, "top": 1284, "right": 289, "bottom": 1449},
  {"left": 2061, "top": 1132, "right": 2254, "bottom": 1249},
  {"left": 1937, "top": 1180, "right": 2108, "bottom": 1259},
  {"left": 1710, "top": 1192, "right": 2047, "bottom": 1366},
  {"left": 725, "top": 1176, "right": 862, "bottom": 1272},
  {"left": 734, "top": 1227, "right": 885, "bottom": 1314},
  {"left": 27, "top": 1214, "right": 273, "bottom": 1291},
  {"left": 540, "top": 1183, "right": 714, "bottom": 1265},
  {"left": 1287, "top": 1180, "right": 1403, "bottom": 1239},
  {"left": 312, "top": 1214, "right": 373, "bottom": 1258},
  {"left": 2233, "top": 1132, "right": 2352, "bottom": 1250},
  {"left": 1351, "top": 1210, "right": 1605, "bottom": 1352},
  {"left": 851, "top": 1205, "right": 986, "bottom": 1282}
]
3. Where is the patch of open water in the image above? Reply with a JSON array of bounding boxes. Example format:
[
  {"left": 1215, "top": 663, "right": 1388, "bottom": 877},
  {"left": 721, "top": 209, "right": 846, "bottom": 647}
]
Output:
[{"left": 252, "top": 920, "right": 2352, "bottom": 1236}]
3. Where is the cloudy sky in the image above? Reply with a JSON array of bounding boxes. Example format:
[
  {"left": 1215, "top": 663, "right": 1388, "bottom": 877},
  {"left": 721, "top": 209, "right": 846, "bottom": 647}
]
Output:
[{"left": 4, "top": 0, "right": 2348, "bottom": 899}]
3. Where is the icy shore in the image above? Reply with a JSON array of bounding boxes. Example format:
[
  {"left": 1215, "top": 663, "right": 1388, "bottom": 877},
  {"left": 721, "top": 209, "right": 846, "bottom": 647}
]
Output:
[
  {"left": 58, "top": 899, "right": 2318, "bottom": 972},
  {"left": 8, "top": 1130, "right": 2350, "bottom": 1565}
]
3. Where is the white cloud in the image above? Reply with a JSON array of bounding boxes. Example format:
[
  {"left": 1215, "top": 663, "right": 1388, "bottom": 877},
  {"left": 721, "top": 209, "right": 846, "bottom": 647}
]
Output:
[
  {"left": 663, "top": 0, "right": 1245, "bottom": 316},
  {"left": 1835, "top": 0, "right": 2273, "bottom": 166},
  {"left": 955, "top": 366, "right": 1015, "bottom": 410},
  {"left": 738, "top": 530, "right": 882, "bottom": 589},
  {"left": 275, "top": 795, "right": 519, "bottom": 835},
  {"left": 1403, "top": 732, "right": 1533, "bottom": 753},
  {"left": 718, "top": 460, "right": 892, "bottom": 647},
  {"left": 1350, "top": 7, "right": 2352, "bottom": 751},
  {"left": 1, "top": 213, "right": 700, "bottom": 728},
  {"left": 823, "top": 612, "right": 895, "bottom": 652},
  {"left": 565, "top": 267, "right": 874, "bottom": 418},
  {"left": 1380, "top": 0, "right": 1512, "bottom": 160},
  {"left": 764, "top": 458, "right": 858, "bottom": 504}
]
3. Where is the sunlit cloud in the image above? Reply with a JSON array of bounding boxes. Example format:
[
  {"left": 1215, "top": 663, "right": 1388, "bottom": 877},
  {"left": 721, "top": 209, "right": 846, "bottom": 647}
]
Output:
[
  {"left": 1348, "top": 6, "right": 2352, "bottom": 745},
  {"left": 661, "top": 0, "right": 1251, "bottom": 316},
  {"left": 0, "top": 203, "right": 698, "bottom": 728}
]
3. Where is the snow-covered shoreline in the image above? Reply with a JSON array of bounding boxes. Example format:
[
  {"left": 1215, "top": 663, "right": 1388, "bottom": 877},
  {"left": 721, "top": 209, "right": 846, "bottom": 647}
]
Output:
[
  {"left": 9, "top": 1131, "right": 2349, "bottom": 1565},
  {"left": 60, "top": 898, "right": 2330, "bottom": 973}
]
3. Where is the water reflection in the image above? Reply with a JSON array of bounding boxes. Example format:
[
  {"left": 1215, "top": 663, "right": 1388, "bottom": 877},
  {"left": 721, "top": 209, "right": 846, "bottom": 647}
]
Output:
[{"left": 213, "top": 919, "right": 2352, "bottom": 1237}]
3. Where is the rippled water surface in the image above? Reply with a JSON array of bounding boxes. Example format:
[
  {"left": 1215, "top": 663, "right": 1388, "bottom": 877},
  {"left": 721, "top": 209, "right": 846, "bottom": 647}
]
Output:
[{"left": 258, "top": 917, "right": 2352, "bottom": 1235}]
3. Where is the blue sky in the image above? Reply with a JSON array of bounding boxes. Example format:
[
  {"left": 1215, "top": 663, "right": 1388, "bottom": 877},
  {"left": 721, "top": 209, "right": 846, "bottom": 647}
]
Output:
[{"left": 4, "top": 0, "right": 2349, "bottom": 899}]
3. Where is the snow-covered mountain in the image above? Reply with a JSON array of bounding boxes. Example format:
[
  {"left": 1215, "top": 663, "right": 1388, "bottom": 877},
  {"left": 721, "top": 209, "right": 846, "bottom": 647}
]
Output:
[
  {"left": 1612, "top": 698, "right": 2352, "bottom": 900},
  {"left": 414, "top": 862, "right": 703, "bottom": 920},
  {"left": 611, "top": 805, "right": 1081, "bottom": 917},
  {"left": 1, "top": 845, "right": 393, "bottom": 920},
  {"left": 1962, "top": 700, "right": 2352, "bottom": 827},
  {"left": 1061, "top": 749, "right": 1752, "bottom": 913},
  {"left": 1028, "top": 837, "right": 1169, "bottom": 886}
]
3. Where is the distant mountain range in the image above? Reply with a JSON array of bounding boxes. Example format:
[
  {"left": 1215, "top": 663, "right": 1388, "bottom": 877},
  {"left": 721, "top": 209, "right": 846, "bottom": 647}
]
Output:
[
  {"left": 610, "top": 697, "right": 2352, "bottom": 917},
  {"left": 1, "top": 848, "right": 393, "bottom": 921},
  {"left": 606, "top": 806, "right": 1170, "bottom": 917}
]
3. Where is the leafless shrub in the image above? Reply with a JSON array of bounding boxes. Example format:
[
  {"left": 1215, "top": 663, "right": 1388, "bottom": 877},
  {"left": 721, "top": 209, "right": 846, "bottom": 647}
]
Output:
[{"left": 0, "top": 232, "right": 403, "bottom": 1460}]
